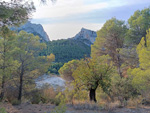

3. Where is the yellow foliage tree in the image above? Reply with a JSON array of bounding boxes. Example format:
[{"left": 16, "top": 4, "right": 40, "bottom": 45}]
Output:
[{"left": 128, "top": 29, "right": 150, "bottom": 100}]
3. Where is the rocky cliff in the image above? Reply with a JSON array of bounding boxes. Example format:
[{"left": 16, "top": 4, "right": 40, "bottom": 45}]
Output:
[
  {"left": 73, "top": 28, "right": 97, "bottom": 46},
  {"left": 11, "top": 21, "right": 50, "bottom": 42}
]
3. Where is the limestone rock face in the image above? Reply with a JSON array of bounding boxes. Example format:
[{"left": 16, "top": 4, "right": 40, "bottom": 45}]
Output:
[
  {"left": 11, "top": 21, "right": 50, "bottom": 42},
  {"left": 73, "top": 28, "right": 97, "bottom": 46},
  {"left": 35, "top": 74, "right": 65, "bottom": 90}
]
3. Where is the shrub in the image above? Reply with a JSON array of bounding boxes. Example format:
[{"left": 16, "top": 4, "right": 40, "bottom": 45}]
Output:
[
  {"left": 11, "top": 99, "right": 21, "bottom": 105},
  {"left": 51, "top": 103, "right": 66, "bottom": 113},
  {"left": 5, "top": 86, "right": 18, "bottom": 104},
  {"left": 110, "top": 74, "right": 139, "bottom": 106},
  {"left": 64, "top": 87, "right": 88, "bottom": 104},
  {"left": 51, "top": 93, "right": 66, "bottom": 113},
  {"left": 30, "top": 87, "right": 62, "bottom": 105},
  {"left": 127, "top": 96, "right": 142, "bottom": 108},
  {"left": 41, "top": 87, "right": 57, "bottom": 104},
  {"left": 0, "top": 107, "right": 7, "bottom": 113},
  {"left": 30, "top": 89, "right": 42, "bottom": 104}
]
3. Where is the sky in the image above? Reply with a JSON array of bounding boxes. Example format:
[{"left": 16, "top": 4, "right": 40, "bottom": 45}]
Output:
[{"left": 31, "top": 0, "right": 150, "bottom": 40}]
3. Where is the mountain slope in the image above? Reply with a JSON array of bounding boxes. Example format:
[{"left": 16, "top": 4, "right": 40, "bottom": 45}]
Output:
[
  {"left": 11, "top": 21, "right": 50, "bottom": 42},
  {"left": 41, "top": 39, "right": 91, "bottom": 63}
]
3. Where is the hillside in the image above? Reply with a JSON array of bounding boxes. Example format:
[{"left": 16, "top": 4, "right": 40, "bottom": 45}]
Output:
[
  {"left": 11, "top": 21, "right": 50, "bottom": 42},
  {"left": 41, "top": 39, "right": 91, "bottom": 63}
]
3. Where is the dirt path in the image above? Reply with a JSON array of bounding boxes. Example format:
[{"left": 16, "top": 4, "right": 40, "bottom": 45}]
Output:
[
  {"left": 0, "top": 103, "right": 55, "bottom": 113},
  {"left": 1, "top": 103, "right": 150, "bottom": 113}
]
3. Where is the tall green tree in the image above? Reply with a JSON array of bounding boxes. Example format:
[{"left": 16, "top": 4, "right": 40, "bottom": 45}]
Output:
[
  {"left": 127, "top": 7, "right": 150, "bottom": 46},
  {"left": 0, "top": 26, "right": 19, "bottom": 100},
  {"left": 14, "top": 31, "right": 52, "bottom": 102},
  {"left": 92, "top": 18, "right": 127, "bottom": 77}
]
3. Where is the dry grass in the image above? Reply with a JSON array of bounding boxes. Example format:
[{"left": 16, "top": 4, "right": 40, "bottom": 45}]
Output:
[
  {"left": 127, "top": 97, "right": 143, "bottom": 108},
  {"left": 70, "top": 100, "right": 101, "bottom": 110},
  {"left": 103, "top": 101, "right": 120, "bottom": 110},
  {"left": 42, "top": 87, "right": 57, "bottom": 101}
]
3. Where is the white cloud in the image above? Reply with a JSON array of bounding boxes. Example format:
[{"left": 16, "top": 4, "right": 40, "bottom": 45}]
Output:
[
  {"left": 32, "top": 0, "right": 133, "bottom": 19},
  {"left": 33, "top": 0, "right": 109, "bottom": 19},
  {"left": 43, "top": 22, "right": 103, "bottom": 40}
]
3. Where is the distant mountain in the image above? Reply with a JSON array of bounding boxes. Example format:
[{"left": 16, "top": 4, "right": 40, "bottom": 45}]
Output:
[
  {"left": 11, "top": 21, "right": 50, "bottom": 42},
  {"left": 73, "top": 28, "right": 97, "bottom": 46},
  {"left": 40, "top": 28, "right": 96, "bottom": 74},
  {"left": 41, "top": 28, "right": 97, "bottom": 63}
]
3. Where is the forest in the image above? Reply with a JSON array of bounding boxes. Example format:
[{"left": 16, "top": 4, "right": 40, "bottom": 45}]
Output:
[
  {"left": 1, "top": 0, "right": 150, "bottom": 113},
  {"left": 40, "top": 39, "right": 90, "bottom": 74}
]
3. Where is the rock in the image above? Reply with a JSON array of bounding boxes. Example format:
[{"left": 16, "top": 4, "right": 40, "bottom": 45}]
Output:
[
  {"left": 73, "top": 28, "right": 97, "bottom": 46},
  {"left": 35, "top": 74, "right": 65, "bottom": 90},
  {"left": 11, "top": 21, "right": 50, "bottom": 42}
]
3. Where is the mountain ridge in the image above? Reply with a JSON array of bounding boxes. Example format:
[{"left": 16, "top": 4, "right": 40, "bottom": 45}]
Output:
[
  {"left": 11, "top": 21, "right": 50, "bottom": 42},
  {"left": 73, "top": 27, "right": 97, "bottom": 46}
]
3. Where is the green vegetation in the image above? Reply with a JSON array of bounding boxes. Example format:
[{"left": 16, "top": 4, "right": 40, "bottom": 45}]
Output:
[
  {"left": 128, "top": 29, "right": 150, "bottom": 103},
  {"left": 127, "top": 8, "right": 150, "bottom": 45},
  {"left": 0, "top": 108, "right": 7, "bottom": 113},
  {"left": 58, "top": 7, "right": 150, "bottom": 107},
  {"left": 0, "top": 0, "right": 35, "bottom": 27},
  {"left": 91, "top": 18, "right": 127, "bottom": 77},
  {"left": 1, "top": 0, "right": 150, "bottom": 111},
  {"left": 41, "top": 39, "right": 91, "bottom": 63},
  {"left": 41, "top": 39, "right": 91, "bottom": 74},
  {"left": 48, "top": 62, "right": 64, "bottom": 74},
  {"left": 0, "top": 29, "right": 54, "bottom": 103}
]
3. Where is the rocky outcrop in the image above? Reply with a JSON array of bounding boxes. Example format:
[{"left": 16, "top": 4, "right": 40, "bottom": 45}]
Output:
[
  {"left": 35, "top": 74, "right": 65, "bottom": 90},
  {"left": 11, "top": 21, "right": 50, "bottom": 42},
  {"left": 73, "top": 28, "right": 97, "bottom": 46}
]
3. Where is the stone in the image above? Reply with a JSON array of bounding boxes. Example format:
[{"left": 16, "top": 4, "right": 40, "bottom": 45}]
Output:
[{"left": 73, "top": 28, "right": 97, "bottom": 46}]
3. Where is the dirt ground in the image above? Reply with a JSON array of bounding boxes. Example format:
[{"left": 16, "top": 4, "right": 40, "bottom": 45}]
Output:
[{"left": 1, "top": 103, "right": 150, "bottom": 113}]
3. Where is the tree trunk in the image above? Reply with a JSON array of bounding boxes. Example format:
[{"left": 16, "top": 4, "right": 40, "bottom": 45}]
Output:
[
  {"left": 89, "top": 88, "right": 97, "bottom": 103},
  {"left": 0, "top": 75, "right": 5, "bottom": 100},
  {"left": 116, "top": 52, "right": 123, "bottom": 78},
  {"left": 0, "top": 37, "right": 6, "bottom": 100},
  {"left": 117, "top": 65, "right": 122, "bottom": 78},
  {"left": 18, "top": 64, "right": 24, "bottom": 102}
]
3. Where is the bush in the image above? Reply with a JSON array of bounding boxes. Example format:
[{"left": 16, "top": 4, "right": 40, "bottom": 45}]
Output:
[
  {"left": 30, "top": 87, "right": 63, "bottom": 105},
  {"left": 51, "top": 93, "right": 66, "bottom": 113},
  {"left": 30, "top": 89, "right": 42, "bottom": 104},
  {"left": 11, "top": 99, "right": 21, "bottom": 105},
  {"left": 64, "top": 87, "right": 88, "bottom": 104},
  {"left": 5, "top": 86, "right": 19, "bottom": 104},
  {"left": 41, "top": 87, "right": 57, "bottom": 104},
  {"left": 110, "top": 74, "right": 139, "bottom": 106},
  {"left": 0, "top": 107, "right": 7, "bottom": 113},
  {"left": 127, "top": 96, "right": 142, "bottom": 108},
  {"left": 51, "top": 103, "right": 66, "bottom": 113}
]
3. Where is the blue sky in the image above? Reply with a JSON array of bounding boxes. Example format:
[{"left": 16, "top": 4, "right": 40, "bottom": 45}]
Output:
[{"left": 31, "top": 0, "right": 150, "bottom": 40}]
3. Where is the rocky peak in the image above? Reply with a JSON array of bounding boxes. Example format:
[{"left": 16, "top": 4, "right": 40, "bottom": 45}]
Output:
[
  {"left": 11, "top": 21, "right": 50, "bottom": 42},
  {"left": 73, "top": 28, "right": 97, "bottom": 46}
]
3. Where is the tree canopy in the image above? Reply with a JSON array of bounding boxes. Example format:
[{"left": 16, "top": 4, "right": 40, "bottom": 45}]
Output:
[
  {"left": 128, "top": 29, "right": 150, "bottom": 99},
  {"left": 127, "top": 7, "right": 150, "bottom": 45},
  {"left": 92, "top": 18, "right": 127, "bottom": 77},
  {"left": 0, "top": 0, "right": 35, "bottom": 27}
]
